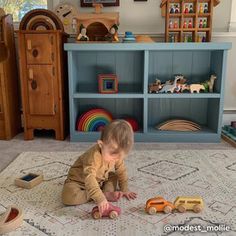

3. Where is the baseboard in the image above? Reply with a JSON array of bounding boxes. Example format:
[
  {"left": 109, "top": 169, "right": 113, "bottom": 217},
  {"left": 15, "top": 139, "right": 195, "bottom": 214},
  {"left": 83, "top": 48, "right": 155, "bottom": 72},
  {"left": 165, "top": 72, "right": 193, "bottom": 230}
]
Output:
[{"left": 223, "top": 110, "right": 236, "bottom": 125}]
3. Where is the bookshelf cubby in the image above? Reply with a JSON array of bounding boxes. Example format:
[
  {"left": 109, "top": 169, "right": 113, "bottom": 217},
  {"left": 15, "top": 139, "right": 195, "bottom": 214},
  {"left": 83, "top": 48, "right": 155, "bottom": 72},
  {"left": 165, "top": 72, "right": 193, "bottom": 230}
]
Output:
[{"left": 65, "top": 42, "right": 231, "bottom": 142}]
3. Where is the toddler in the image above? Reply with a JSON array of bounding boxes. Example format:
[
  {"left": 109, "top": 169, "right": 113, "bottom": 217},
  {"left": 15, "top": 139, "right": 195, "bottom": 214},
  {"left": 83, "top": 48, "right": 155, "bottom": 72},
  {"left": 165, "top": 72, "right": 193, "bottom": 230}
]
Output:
[{"left": 62, "top": 119, "right": 137, "bottom": 214}]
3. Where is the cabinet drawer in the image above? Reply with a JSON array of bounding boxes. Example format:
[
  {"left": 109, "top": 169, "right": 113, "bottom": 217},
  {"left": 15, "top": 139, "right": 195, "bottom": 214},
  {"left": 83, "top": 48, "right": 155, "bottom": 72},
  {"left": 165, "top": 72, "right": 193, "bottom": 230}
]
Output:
[
  {"left": 25, "top": 34, "right": 55, "bottom": 64},
  {"left": 27, "top": 65, "right": 56, "bottom": 115}
]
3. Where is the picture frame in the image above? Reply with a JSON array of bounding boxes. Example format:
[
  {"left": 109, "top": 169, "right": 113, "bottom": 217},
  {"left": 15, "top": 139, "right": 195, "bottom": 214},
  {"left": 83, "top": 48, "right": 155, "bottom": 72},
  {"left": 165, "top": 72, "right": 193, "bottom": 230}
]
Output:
[
  {"left": 80, "top": 0, "right": 119, "bottom": 7},
  {"left": 98, "top": 74, "right": 118, "bottom": 94}
]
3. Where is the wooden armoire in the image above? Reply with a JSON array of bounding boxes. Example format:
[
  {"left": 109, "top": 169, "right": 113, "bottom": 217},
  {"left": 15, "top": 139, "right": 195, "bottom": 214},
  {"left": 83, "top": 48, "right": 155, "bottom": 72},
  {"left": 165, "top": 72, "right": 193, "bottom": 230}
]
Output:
[
  {"left": 0, "top": 9, "right": 21, "bottom": 140},
  {"left": 18, "top": 9, "right": 68, "bottom": 140}
]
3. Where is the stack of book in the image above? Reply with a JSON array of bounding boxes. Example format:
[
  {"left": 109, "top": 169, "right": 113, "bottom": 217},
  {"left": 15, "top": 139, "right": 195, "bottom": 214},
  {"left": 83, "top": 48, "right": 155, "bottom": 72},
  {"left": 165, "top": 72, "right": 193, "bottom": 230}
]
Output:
[{"left": 123, "top": 31, "right": 136, "bottom": 43}]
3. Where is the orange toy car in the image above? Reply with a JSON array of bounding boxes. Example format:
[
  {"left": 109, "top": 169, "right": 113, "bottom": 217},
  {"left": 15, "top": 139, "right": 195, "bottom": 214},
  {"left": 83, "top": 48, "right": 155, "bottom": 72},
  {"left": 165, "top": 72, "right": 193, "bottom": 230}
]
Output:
[{"left": 145, "top": 196, "right": 175, "bottom": 214}]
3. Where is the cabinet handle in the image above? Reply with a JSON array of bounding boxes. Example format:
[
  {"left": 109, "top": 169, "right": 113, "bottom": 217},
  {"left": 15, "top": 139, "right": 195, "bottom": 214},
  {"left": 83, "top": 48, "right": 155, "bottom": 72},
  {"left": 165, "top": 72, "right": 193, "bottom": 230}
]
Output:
[
  {"left": 27, "top": 40, "right": 32, "bottom": 50},
  {"left": 28, "top": 68, "right": 33, "bottom": 80},
  {"left": 32, "top": 49, "right": 38, "bottom": 58}
]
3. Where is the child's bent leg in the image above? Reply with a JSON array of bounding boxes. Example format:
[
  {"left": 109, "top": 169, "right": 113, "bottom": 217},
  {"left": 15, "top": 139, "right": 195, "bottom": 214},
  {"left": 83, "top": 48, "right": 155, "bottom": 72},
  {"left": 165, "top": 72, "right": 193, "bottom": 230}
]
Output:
[
  {"left": 62, "top": 181, "right": 89, "bottom": 205},
  {"left": 102, "top": 172, "right": 118, "bottom": 192}
]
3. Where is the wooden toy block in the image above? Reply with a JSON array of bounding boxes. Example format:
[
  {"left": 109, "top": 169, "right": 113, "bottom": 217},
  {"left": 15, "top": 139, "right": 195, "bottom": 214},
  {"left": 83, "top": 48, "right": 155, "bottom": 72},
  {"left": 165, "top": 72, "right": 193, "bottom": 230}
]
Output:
[
  {"left": 92, "top": 203, "right": 121, "bottom": 219},
  {"left": 15, "top": 173, "right": 43, "bottom": 189},
  {"left": 98, "top": 74, "right": 118, "bottom": 94},
  {"left": 0, "top": 205, "right": 23, "bottom": 234}
]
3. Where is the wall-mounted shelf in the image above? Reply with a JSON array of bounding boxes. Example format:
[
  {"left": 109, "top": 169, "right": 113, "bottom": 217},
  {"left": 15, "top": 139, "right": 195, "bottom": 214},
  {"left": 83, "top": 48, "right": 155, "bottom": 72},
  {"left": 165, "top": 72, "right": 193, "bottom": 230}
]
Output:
[{"left": 65, "top": 42, "right": 231, "bottom": 142}]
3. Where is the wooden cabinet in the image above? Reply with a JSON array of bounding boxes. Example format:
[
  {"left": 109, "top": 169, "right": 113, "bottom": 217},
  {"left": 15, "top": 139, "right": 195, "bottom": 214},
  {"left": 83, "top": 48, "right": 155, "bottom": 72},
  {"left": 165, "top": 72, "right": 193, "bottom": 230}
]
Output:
[
  {"left": 18, "top": 10, "right": 68, "bottom": 140},
  {"left": 0, "top": 12, "right": 21, "bottom": 140}
]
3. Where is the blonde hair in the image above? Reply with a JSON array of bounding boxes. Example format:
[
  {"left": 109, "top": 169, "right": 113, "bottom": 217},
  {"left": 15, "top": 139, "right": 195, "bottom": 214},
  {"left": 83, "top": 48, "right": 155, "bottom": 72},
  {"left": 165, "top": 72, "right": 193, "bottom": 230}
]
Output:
[{"left": 100, "top": 119, "right": 134, "bottom": 154}]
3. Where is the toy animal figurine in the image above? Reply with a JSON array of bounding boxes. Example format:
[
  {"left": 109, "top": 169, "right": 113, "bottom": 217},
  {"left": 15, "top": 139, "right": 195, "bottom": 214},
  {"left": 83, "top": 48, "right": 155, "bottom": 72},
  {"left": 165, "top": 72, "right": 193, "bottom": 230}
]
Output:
[
  {"left": 92, "top": 204, "right": 121, "bottom": 219},
  {"left": 148, "top": 79, "right": 162, "bottom": 93},
  {"left": 146, "top": 196, "right": 175, "bottom": 214},
  {"left": 174, "top": 196, "right": 204, "bottom": 213},
  {"left": 181, "top": 84, "right": 190, "bottom": 92},
  {"left": 159, "top": 75, "right": 181, "bottom": 93},
  {"left": 208, "top": 74, "right": 217, "bottom": 92},
  {"left": 189, "top": 84, "right": 205, "bottom": 93}
]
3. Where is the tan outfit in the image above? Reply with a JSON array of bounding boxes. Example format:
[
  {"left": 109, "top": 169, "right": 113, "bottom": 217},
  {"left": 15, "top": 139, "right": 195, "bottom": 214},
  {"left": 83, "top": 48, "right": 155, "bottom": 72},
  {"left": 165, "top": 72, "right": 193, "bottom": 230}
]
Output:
[{"left": 62, "top": 144, "right": 128, "bottom": 205}]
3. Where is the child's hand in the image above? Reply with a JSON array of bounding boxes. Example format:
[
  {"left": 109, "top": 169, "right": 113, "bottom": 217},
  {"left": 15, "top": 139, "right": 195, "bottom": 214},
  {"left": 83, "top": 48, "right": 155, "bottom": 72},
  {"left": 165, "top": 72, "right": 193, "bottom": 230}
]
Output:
[
  {"left": 98, "top": 199, "right": 109, "bottom": 215},
  {"left": 123, "top": 191, "right": 137, "bottom": 200}
]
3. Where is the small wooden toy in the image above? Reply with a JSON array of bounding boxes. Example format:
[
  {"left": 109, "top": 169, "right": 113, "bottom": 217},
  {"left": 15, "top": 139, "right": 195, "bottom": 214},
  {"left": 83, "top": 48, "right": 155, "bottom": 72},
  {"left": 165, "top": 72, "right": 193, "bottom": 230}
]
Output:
[
  {"left": 174, "top": 20, "right": 178, "bottom": 29},
  {"left": 208, "top": 74, "right": 217, "bottom": 93},
  {"left": 199, "top": 19, "right": 203, "bottom": 28},
  {"left": 169, "top": 20, "right": 173, "bottom": 29},
  {"left": 188, "top": 20, "right": 192, "bottom": 28},
  {"left": 174, "top": 196, "right": 204, "bottom": 213},
  {"left": 0, "top": 205, "right": 23, "bottom": 234},
  {"left": 157, "top": 119, "right": 201, "bottom": 131},
  {"left": 184, "top": 5, "right": 189, "bottom": 14},
  {"left": 189, "top": 84, "right": 205, "bottom": 93},
  {"left": 204, "top": 4, "right": 208, "bottom": 13},
  {"left": 174, "top": 4, "right": 179, "bottom": 13},
  {"left": 145, "top": 196, "right": 175, "bottom": 214},
  {"left": 98, "top": 74, "right": 118, "bottom": 94},
  {"left": 92, "top": 204, "right": 121, "bottom": 219},
  {"left": 170, "top": 4, "right": 175, "bottom": 14},
  {"left": 159, "top": 76, "right": 181, "bottom": 93},
  {"left": 15, "top": 173, "right": 43, "bottom": 189},
  {"left": 183, "top": 20, "right": 187, "bottom": 28},
  {"left": 203, "top": 19, "right": 207, "bottom": 28},
  {"left": 149, "top": 79, "right": 162, "bottom": 93},
  {"left": 199, "top": 3, "right": 204, "bottom": 14},
  {"left": 189, "top": 4, "right": 194, "bottom": 13}
]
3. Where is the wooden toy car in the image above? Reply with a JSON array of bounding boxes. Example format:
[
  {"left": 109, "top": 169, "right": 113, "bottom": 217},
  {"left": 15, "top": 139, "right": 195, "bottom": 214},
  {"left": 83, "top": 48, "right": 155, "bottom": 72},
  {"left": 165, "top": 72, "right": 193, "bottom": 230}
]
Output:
[
  {"left": 174, "top": 196, "right": 203, "bottom": 213},
  {"left": 145, "top": 196, "right": 175, "bottom": 214},
  {"left": 91, "top": 204, "right": 121, "bottom": 219}
]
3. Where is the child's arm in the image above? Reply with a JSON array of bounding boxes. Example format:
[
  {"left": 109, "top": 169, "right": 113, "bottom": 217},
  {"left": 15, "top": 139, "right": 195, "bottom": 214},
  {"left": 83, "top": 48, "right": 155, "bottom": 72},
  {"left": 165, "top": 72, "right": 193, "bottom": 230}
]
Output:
[
  {"left": 115, "top": 159, "right": 128, "bottom": 192},
  {"left": 83, "top": 155, "right": 106, "bottom": 204}
]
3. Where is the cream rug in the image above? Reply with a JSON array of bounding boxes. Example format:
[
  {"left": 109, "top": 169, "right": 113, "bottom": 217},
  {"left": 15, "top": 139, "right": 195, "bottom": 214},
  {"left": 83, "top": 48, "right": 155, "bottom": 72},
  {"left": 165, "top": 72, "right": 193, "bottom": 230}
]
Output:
[{"left": 0, "top": 150, "right": 236, "bottom": 236}]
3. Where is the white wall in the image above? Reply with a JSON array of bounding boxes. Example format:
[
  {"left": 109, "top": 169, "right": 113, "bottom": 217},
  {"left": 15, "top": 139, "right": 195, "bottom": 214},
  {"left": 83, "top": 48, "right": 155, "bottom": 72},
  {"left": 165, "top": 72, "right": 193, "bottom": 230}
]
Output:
[{"left": 55, "top": 0, "right": 232, "bottom": 33}]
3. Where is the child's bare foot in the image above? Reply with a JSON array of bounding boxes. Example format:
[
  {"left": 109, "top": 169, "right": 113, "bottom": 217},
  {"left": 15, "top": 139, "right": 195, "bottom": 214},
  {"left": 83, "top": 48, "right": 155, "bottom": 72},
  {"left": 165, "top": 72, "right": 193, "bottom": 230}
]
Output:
[{"left": 104, "top": 191, "right": 123, "bottom": 202}]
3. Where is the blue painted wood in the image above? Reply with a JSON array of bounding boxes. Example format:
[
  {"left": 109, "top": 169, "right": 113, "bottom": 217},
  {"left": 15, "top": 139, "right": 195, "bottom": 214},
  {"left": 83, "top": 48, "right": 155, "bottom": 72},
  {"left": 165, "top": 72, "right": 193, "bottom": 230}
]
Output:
[
  {"left": 65, "top": 43, "right": 232, "bottom": 51},
  {"left": 65, "top": 42, "right": 232, "bottom": 142}
]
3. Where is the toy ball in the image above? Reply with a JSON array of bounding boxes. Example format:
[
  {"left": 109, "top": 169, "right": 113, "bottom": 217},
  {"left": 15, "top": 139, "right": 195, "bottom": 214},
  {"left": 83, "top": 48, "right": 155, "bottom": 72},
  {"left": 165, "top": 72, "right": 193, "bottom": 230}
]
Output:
[
  {"left": 124, "top": 117, "right": 139, "bottom": 132},
  {"left": 77, "top": 108, "right": 113, "bottom": 132}
]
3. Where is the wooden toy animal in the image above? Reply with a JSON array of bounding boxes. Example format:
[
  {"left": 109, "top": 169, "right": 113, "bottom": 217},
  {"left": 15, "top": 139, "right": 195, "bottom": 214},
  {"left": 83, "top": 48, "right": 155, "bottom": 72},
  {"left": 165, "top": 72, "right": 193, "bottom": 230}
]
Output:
[
  {"left": 208, "top": 74, "right": 217, "bottom": 92},
  {"left": 148, "top": 79, "right": 162, "bottom": 93},
  {"left": 159, "top": 76, "right": 181, "bottom": 93},
  {"left": 189, "top": 84, "right": 205, "bottom": 93}
]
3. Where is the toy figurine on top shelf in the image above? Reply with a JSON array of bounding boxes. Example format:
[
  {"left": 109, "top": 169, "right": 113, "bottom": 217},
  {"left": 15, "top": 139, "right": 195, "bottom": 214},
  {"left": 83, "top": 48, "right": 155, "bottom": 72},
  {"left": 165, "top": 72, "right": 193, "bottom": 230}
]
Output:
[
  {"left": 170, "top": 4, "right": 175, "bottom": 13},
  {"left": 184, "top": 4, "right": 189, "bottom": 14},
  {"left": 175, "top": 4, "right": 180, "bottom": 13},
  {"left": 189, "top": 4, "right": 194, "bottom": 13},
  {"left": 169, "top": 3, "right": 180, "bottom": 14},
  {"left": 199, "top": 19, "right": 203, "bottom": 28},
  {"left": 174, "top": 20, "right": 178, "bottom": 29},
  {"left": 204, "top": 4, "right": 208, "bottom": 13},
  {"left": 188, "top": 20, "right": 193, "bottom": 28},
  {"left": 183, "top": 20, "right": 187, "bottom": 28},
  {"left": 199, "top": 3, "right": 204, "bottom": 14},
  {"left": 105, "top": 24, "right": 119, "bottom": 42},
  {"left": 77, "top": 24, "right": 89, "bottom": 41},
  {"left": 203, "top": 19, "right": 207, "bottom": 28}
]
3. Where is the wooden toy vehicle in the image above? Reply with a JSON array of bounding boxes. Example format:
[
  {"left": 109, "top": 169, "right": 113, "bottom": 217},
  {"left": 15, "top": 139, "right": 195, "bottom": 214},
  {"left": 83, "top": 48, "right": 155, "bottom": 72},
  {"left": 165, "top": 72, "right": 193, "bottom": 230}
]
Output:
[
  {"left": 0, "top": 205, "right": 23, "bottom": 234},
  {"left": 174, "top": 196, "right": 203, "bottom": 213},
  {"left": 92, "top": 204, "right": 121, "bottom": 219},
  {"left": 145, "top": 196, "right": 175, "bottom": 214}
]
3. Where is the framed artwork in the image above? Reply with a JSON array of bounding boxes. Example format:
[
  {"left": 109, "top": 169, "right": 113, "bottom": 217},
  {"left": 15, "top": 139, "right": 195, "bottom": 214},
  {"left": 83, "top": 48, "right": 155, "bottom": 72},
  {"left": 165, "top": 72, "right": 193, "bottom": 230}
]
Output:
[
  {"left": 98, "top": 74, "right": 118, "bottom": 94},
  {"left": 80, "top": 0, "right": 119, "bottom": 7}
]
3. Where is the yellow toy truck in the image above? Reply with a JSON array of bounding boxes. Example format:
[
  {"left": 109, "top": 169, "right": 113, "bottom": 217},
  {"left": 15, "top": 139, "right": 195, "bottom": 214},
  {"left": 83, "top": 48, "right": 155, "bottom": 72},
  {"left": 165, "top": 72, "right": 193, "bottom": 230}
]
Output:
[{"left": 174, "top": 196, "right": 204, "bottom": 213}]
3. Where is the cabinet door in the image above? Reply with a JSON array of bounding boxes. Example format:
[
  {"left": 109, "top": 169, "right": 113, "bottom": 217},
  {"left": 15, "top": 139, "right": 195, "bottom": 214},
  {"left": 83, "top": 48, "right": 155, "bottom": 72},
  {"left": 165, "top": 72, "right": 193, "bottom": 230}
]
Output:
[
  {"left": 27, "top": 65, "right": 55, "bottom": 115},
  {"left": 25, "top": 34, "right": 55, "bottom": 64}
]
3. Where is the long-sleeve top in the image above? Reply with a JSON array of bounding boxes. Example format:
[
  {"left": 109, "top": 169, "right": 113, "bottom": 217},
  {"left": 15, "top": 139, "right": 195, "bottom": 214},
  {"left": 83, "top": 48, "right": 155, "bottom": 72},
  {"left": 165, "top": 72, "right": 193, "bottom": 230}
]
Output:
[{"left": 66, "top": 144, "right": 129, "bottom": 204}]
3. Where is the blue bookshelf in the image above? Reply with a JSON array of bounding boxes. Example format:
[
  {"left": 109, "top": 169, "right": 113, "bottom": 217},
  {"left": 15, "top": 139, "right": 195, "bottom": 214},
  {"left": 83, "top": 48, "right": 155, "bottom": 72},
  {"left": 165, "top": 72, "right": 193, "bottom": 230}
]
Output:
[{"left": 64, "top": 42, "right": 231, "bottom": 142}]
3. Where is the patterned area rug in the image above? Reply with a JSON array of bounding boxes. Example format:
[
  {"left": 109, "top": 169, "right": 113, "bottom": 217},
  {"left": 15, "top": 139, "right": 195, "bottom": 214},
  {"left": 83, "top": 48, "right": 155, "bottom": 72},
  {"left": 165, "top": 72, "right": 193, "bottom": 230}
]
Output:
[{"left": 0, "top": 150, "right": 236, "bottom": 236}]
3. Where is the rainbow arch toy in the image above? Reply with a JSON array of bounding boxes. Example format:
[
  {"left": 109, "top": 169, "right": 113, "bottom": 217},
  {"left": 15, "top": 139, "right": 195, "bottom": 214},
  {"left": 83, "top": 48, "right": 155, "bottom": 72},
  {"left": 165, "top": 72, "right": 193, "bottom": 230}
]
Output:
[{"left": 77, "top": 108, "right": 113, "bottom": 132}]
